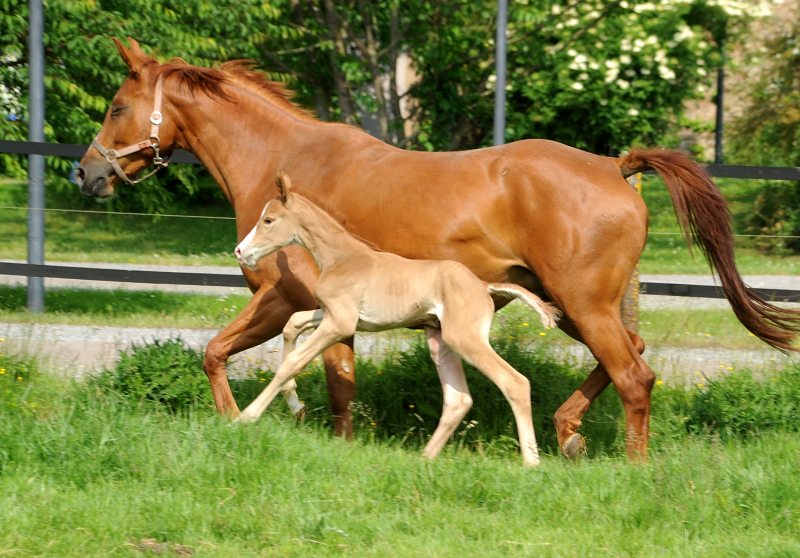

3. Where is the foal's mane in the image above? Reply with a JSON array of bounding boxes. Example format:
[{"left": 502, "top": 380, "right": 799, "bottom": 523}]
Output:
[
  {"left": 142, "top": 56, "right": 316, "bottom": 121},
  {"left": 295, "top": 193, "right": 387, "bottom": 253}
]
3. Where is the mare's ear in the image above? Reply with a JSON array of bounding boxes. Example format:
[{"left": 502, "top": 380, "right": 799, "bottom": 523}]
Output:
[
  {"left": 276, "top": 172, "right": 295, "bottom": 207},
  {"left": 112, "top": 37, "right": 146, "bottom": 72}
]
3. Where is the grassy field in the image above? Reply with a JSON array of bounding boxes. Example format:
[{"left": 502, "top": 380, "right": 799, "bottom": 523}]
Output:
[
  {"left": 2, "top": 351, "right": 800, "bottom": 557},
  {"left": 3, "top": 174, "right": 800, "bottom": 273}
]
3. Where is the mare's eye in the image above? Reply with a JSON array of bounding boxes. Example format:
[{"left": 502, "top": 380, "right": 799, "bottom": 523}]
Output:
[
  {"left": 111, "top": 106, "right": 126, "bottom": 117},
  {"left": 264, "top": 218, "right": 274, "bottom": 225}
]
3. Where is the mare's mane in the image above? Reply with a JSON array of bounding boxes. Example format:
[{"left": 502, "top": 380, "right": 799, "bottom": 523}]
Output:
[{"left": 139, "top": 55, "right": 316, "bottom": 121}]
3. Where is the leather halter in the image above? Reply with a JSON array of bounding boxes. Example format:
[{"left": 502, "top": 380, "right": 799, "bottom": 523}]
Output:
[{"left": 90, "top": 75, "right": 172, "bottom": 185}]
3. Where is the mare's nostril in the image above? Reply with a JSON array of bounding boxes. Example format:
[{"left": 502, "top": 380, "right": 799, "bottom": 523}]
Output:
[
  {"left": 74, "top": 166, "right": 86, "bottom": 187},
  {"left": 234, "top": 246, "right": 242, "bottom": 258}
]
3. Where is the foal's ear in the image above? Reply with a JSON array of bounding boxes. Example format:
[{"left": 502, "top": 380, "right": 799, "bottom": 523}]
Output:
[
  {"left": 112, "top": 37, "right": 146, "bottom": 73},
  {"left": 276, "top": 172, "right": 295, "bottom": 207}
]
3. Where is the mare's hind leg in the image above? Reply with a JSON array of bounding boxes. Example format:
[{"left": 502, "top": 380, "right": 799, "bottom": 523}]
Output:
[
  {"left": 422, "top": 326, "right": 473, "bottom": 460},
  {"left": 553, "top": 319, "right": 645, "bottom": 459},
  {"left": 554, "top": 306, "right": 654, "bottom": 460}
]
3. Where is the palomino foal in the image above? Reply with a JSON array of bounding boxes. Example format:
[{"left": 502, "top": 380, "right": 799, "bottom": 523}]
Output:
[{"left": 235, "top": 173, "right": 559, "bottom": 466}]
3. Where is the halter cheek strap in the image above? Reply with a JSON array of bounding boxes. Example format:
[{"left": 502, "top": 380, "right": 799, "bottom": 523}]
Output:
[{"left": 90, "top": 75, "right": 172, "bottom": 185}]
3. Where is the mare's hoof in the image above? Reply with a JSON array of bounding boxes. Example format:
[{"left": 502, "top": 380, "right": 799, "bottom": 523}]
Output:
[
  {"left": 294, "top": 405, "right": 308, "bottom": 422},
  {"left": 561, "top": 433, "right": 587, "bottom": 461}
]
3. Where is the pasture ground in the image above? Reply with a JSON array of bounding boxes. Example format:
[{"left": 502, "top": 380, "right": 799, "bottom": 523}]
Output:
[{"left": 2, "top": 364, "right": 800, "bottom": 557}]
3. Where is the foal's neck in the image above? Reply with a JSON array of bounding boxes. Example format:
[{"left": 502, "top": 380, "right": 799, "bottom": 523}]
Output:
[{"left": 292, "top": 197, "right": 374, "bottom": 272}]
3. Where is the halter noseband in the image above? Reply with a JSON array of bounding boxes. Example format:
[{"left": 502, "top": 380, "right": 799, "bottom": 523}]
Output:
[{"left": 90, "top": 75, "right": 172, "bottom": 185}]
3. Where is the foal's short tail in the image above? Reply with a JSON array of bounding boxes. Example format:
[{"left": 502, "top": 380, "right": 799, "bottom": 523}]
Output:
[
  {"left": 618, "top": 147, "right": 800, "bottom": 353},
  {"left": 488, "top": 283, "right": 561, "bottom": 329}
]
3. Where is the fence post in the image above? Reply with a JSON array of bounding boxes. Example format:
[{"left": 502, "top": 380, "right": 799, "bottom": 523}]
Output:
[
  {"left": 27, "top": 0, "right": 46, "bottom": 313},
  {"left": 621, "top": 172, "right": 642, "bottom": 333}
]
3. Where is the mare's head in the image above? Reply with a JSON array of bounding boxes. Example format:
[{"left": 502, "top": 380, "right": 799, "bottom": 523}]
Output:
[
  {"left": 75, "top": 38, "right": 188, "bottom": 198},
  {"left": 235, "top": 172, "right": 302, "bottom": 269}
]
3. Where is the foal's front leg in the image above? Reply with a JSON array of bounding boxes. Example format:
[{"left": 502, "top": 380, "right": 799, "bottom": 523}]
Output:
[
  {"left": 278, "top": 310, "right": 326, "bottom": 418},
  {"left": 238, "top": 315, "right": 352, "bottom": 423}
]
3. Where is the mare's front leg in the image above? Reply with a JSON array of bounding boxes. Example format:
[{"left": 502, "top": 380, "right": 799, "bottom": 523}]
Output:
[
  {"left": 239, "top": 313, "right": 356, "bottom": 423},
  {"left": 203, "top": 281, "right": 297, "bottom": 417}
]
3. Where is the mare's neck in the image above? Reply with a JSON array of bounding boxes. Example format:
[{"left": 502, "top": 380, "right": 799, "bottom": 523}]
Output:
[
  {"left": 169, "top": 85, "right": 348, "bottom": 222},
  {"left": 292, "top": 197, "right": 373, "bottom": 271}
]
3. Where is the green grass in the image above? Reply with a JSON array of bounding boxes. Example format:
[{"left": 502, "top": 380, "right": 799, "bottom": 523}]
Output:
[{"left": 2, "top": 356, "right": 800, "bottom": 557}]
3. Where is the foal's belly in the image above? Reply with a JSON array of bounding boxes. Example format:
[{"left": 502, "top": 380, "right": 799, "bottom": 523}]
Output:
[{"left": 356, "top": 301, "right": 440, "bottom": 333}]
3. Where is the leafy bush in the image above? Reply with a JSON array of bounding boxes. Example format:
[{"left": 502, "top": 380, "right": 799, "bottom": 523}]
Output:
[
  {"left": 93, "top": 339, "right": 213, "bottom": 412},
  {"left": 686, "top": 366, "right": 800, "bottom": 438}
]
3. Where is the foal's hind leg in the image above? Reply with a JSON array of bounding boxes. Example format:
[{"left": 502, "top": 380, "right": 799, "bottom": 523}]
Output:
[
  {"left": 422, "top": 326, "right": 473, "bottom": 460},
  {"left": 553, "top": 319, "right": 645, "bottom": 459}
]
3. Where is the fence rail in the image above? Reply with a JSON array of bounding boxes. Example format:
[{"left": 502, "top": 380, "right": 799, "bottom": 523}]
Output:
[
  {"left": 4, "top": 140, "right": 800, "bottom": 303},
  {"left": 5, "top": 140, "right": 800, "bottom": 180},
  {"left": 2, "top": 262, "right": 800, "bottom": 302}
]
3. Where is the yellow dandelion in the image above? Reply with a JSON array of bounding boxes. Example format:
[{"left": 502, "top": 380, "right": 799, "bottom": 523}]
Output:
[
  {"left": 377, "top": 371, "right": 383, "bottom": 375},
  {"left": 17, "top": 376, "right": 23, "bottom": 381},
  {"left": 546, "top": 326, "right": 551, "bottom": 330},
  {"left": 0, "top": 338, "right": 4, "bottom": 341},
  {"left": 259, "top": 378, "right": 266, "bottom": 382},
  {"left": 129, "top": 259, "right": 135, "bottom": 263},
  {"left": 772, "top": 378, "right": 777, "bottom": 382},
  {"left": 698, "top": 383, "right": 704, "bottom": 387},
  {"left": 509, "top": 335, "right": 515, "bottom": 339},
  {"left": 370, "top": 422, "right": 376, "bottom": 426},
  {"left": 539, "top": 332, "right": 546, "bottom": 336},
  {"left": 656, "top": 380, "right": 663, "bottom": 385},
  {"left": 523, "top": 323, "right": 529, "bottom": 327},
  {"left": 409, "top": 404, "right": 415, "bottom": 408},
  {"left": 727, "top": 367, "right": 732, "bottom": 370},
  {"left": 0, "top": 369, "right": 5, "bottom": 374}
]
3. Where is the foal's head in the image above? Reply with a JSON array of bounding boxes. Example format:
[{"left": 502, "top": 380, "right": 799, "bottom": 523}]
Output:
[{"left": 235, "top": 172, "right": 301, "bottom": 269}]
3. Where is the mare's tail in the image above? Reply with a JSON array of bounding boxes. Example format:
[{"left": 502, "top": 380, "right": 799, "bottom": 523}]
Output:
[
  {"left": 487, "top": 283, "right": 560, "bottom": 329},
  {"left": 617, "top": 147, "right": 800, "bottom": 352}
]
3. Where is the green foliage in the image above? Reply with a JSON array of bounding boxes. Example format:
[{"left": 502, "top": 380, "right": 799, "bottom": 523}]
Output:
[
  {"left": 92, "top": 339, "right": 213, "bottom": 412},
  {"left": 0, "top": 348, "right": 38, "bottom": 413},
  {"left": 687, "top": 366, "right": 800, "bottom": 438},
  {"left": 3, "top": 0, "right": 767, "bottom": 212}
]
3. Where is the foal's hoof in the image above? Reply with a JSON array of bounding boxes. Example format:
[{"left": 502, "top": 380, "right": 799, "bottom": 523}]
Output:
[
  {"left": 561, "top": 433, "right": 587, "bottom": 461},
  {"left": 294, "top": 405, "right": 308, "bottom": 423}
]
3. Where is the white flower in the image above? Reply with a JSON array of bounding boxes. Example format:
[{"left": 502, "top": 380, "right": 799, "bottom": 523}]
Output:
[
  {"left": 659, "top": 65, "right": 676, "bottom": 80},
  {"left": 616, "top": 79, "right": 631, "bottom": 89},
  {"left": 620, "top": 54, "right": 632, "bottom": 65},
  {"left": 571, "top": 82, "right": 584, "bottom": 90},
  {"left": 628, "top": 108, "right": 640, "bottom": 116},
  {"left": 697, "top": 67, "right": 707, "bottom": 76},
  {"left": 578, "top": 73, "right": 589, "bottom": 81}
]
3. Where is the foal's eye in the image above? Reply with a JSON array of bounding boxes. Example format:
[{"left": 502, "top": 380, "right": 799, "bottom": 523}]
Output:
[{"left": 264, "top": 218, "right": 274, "bottom": 225}]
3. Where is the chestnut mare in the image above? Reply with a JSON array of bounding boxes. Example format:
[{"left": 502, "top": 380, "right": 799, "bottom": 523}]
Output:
[{"left": 76, "top": 38, "right": 800, "bottom": 460}]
